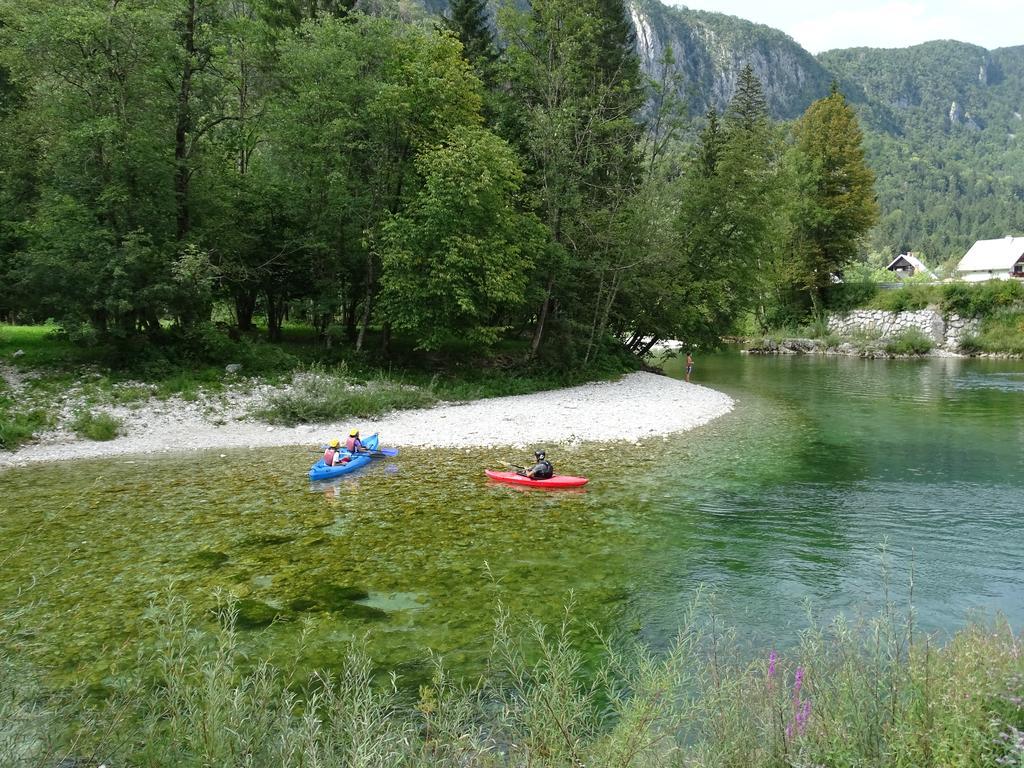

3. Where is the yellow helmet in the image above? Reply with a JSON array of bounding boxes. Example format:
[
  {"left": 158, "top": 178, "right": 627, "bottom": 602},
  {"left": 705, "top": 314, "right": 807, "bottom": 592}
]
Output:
[
  {"left": 349, "top": 428, "right": 359, "bottom": 437},
  {"left": 329, "top": 438, "right": 340, "bottom": 448}
]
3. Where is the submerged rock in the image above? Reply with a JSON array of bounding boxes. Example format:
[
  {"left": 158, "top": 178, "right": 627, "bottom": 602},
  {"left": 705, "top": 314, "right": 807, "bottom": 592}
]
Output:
[
  {"left": 286, "top": 582, "right": 387, "bottom": 620},
  {"left": 338, "top": 602, "right": 389, "bottom": 621},
  {"left": 192, "top": 550, "right": 229, "bottom": 568},
  {"left": 245, "top": 533, "right": 296, "bottom": 547},
  {"left": 234, "top": 598, "right": 288, "bottom": 628}
]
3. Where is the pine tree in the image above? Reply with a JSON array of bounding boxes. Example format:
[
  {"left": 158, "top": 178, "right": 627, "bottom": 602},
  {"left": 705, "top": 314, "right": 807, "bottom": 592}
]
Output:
[
  {"left": 696, "top": 108, "right": 722, "bottom": 178},
  {"left": 445, "top": 0, "right": 495, "bottom": 81},
  {"left": 787, "top": 84, "right": 879, "bottom": 312},
  {"left": 726, "top": 64, "right": 769, "bottom": 133}
]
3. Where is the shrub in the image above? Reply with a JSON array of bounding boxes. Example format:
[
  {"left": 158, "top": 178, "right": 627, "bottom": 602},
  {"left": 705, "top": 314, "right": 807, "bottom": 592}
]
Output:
[
  {"left": 942, "top": 281, "right": 1024, "bottom": 317},
  {"left": 885, "top": 328, "right": 935, "bottom": 355},
  {"left": 867, "top": 284, "right": 940, "bottom": 312},
  {"left": 254, "top": 366, "right": 437, "bottom": 425},
  {"left": 0, "top": 409, "right": 50, "bottom": 450},
  {"left": 823, "top": 279, "right": 879, "bottom": 311},
  {"left": 70, "top": 409, "right": 122, "bottom": 441}
]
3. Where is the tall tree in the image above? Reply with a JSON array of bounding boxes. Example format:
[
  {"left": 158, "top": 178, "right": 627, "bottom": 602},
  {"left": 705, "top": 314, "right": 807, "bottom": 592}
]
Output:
[
  {"left": 444, "top": 0, "right": 495, "bottom": 81},
  {"left": 787, "top": 84, "right": 879, "bottom": 313},
  {"left": 271, "top": 14, "right": 485, "bottom": 348},
  {"left": 500, "top": 0, "right": 644, "bottom": 363},
  {"left": 378, "top": 126, "right": 544, "bottom": 351}
]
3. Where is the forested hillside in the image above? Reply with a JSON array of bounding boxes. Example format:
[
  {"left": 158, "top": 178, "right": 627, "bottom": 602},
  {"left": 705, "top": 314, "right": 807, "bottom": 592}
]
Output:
[{"left": 821, "top": 43, "right": 1024, "bottom": 265}]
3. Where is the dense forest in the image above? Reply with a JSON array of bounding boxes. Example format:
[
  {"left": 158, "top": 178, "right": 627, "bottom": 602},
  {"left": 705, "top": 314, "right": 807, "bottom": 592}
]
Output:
[{"left": 0, "top": 0, "right": 877, "bottom": 366}]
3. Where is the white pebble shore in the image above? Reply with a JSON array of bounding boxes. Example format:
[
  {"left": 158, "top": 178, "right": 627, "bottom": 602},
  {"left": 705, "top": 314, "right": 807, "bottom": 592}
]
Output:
[{"left": 0, "top": 372, "right": 733, "bottom": 468}]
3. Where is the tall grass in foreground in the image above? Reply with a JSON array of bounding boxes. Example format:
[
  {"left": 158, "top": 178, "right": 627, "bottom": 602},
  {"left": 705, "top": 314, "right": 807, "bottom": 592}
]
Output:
[{"left": 1, "top": 594, "right": 1022, "bottom": 767}]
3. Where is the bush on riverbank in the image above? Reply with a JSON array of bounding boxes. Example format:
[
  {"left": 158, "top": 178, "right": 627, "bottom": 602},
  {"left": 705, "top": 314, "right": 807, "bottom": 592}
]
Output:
[
  {"left": 884, "top": 328, "right": 935, "bottom": 355},
  {"left": 960, "top": 309, "right": 1024, "bottom": 355},
  {"left": 0, "top": 379, "right": 51, "bottom": 450},
  {"left": 2, "top": 594, "right": 1021, "bottom": 767},
  {"left": 69, "top": 410, "right": 123, "bottom": 441},
  {"left": 253, "top": 363, "right": 438, "bottom": 425}
]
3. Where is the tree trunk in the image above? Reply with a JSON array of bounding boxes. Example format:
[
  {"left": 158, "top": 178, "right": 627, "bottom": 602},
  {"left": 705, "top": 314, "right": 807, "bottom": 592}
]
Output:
[
  {"left": 355, "top": 257, "right": 376, "bottom": 352},
  {"left": 174, "top": 0, "right": 197, "bottom": 242},
  {"left": 266, "top": 291, "right": 284, "bottom": 341},
  {"left": 235, "top": 291, "right": 256, "bottom": 331},
  {"left": 529, "top": 275, "right": 555, "bottom": 359}
]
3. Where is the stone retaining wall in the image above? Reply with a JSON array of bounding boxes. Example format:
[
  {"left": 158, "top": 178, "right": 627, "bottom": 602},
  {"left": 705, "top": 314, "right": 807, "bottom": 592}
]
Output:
[{"left": 827, "top": 309, "right": 978, "bottom": 350}]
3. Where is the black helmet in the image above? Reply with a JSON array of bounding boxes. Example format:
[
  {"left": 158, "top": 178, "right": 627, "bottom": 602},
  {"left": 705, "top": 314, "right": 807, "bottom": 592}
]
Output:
[{"left": 535, "top": 450, "right": 546, "bottom": 460}]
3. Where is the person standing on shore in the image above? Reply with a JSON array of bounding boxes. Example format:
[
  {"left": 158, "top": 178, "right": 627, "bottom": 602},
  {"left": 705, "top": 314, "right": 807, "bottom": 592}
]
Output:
[{"left": 685, "top": 351, "right": 694, "bottom": 382}]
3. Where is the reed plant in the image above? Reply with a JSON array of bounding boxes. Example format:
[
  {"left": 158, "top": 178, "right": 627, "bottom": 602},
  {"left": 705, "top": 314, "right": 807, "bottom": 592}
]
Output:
[{"left": 1, "top": 590, "right": 1021, "bottom": 767}]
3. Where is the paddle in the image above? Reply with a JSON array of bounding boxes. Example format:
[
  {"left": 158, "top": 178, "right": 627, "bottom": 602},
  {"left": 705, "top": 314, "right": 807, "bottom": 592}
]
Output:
[
  {"left": 505, "top": 462, "right": 528, "bottom": 476},
  {"left": 314, "top": 446, "right": 398, "bottom": 457}
]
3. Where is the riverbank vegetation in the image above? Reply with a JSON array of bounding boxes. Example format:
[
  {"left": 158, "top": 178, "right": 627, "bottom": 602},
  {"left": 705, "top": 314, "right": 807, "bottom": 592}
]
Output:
[
  {"left": 0, "top": 1, "right": 877, "bottom": 383},
  {"left": 754, "top": 280, "right": 1024, "bottom": 356},
  {"left": 2, "top": 593, "right": 1021, "bottom": 767}
]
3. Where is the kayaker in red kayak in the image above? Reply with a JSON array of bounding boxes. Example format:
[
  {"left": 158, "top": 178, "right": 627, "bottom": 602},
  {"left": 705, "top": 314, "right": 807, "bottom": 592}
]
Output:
[{"left": 520, "top": 450, "right": 554, "bottom": 480}]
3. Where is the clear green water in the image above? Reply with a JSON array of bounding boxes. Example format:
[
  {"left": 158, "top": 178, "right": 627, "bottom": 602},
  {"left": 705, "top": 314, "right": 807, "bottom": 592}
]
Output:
[{"left": 2, "top": 352, "right": 1023, "bottom": 685}]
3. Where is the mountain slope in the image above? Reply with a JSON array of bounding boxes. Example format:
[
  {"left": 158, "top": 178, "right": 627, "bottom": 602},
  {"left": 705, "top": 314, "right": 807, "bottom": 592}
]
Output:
[{"left": 820, "top": 42, "right": 1024, "bottom": 262}]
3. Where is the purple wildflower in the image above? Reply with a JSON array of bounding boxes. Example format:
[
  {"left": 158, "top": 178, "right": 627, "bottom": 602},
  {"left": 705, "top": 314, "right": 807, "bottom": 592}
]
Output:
[
  {"left": 768, "top": 650, "right": 777, "bottom": 679},
  {"left": 796, "top": 700, "right": 812, "bottom": 734},
  {"left": 793, "top": 667, "right": 804, "bottom": 698}
]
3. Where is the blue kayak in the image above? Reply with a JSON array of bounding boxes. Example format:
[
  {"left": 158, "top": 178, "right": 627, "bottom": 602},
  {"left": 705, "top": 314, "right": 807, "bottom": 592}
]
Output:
[{"left": 309, "top": 434, "right": 379, "bottom": 481}]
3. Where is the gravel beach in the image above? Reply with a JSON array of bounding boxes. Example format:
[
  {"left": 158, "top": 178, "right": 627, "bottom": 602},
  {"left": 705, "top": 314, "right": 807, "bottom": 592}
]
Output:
[{"left": 0, "top": 371, "right": 733, "bottom": 468}]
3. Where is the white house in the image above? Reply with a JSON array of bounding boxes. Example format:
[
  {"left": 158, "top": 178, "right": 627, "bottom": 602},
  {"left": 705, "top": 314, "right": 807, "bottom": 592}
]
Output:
[
  {"left": 956, "top": 236, "right": 1024, "bottom": 282},
  {"left": 885, "top": 252, "right": 936, "bottom": 279}
]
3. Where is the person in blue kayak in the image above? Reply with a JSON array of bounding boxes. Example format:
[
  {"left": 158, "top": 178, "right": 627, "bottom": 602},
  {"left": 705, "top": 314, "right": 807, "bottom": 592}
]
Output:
[
  {"left": 521, "top": 450, "right": 554, "bottom": 480},
  {"left": 345, "top": 428, "right": 369, "bottom": 454},
  {"left": 323, "top": 438, "right": 348, "bottom": 466}
]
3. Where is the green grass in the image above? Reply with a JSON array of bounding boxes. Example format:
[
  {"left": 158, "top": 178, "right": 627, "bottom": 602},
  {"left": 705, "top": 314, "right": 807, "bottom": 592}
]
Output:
[
  {"left": 0, "top": 322, "right": 640, "bottom": 432},
  {"left": 960, "top": 310, "right": 1024, "bottom": 355},
  {"left": 1, "top": 591, "right": 1021, "bottom": 767},
  {"left": 884, "top": 328, "right": 935, "bottom": 355},
  {"left": 69, "top": 410, "right": 123, "bottom": 441},
  {"left": 0, "top": 379, "right": 52, "bottom": 450},
  {"left": 0, "top": 323, "right": 93, "bottom": 367}
]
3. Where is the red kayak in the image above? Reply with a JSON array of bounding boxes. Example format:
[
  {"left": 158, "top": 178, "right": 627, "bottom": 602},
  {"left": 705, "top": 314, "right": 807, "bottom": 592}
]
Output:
[{"left": 484, "top": 469, "right": 589, "bottom": 489}]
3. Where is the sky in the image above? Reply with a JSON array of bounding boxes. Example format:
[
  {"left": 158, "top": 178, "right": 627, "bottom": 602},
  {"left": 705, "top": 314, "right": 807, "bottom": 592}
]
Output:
[{"left": 664, "top": 0, "right": 1024, "bottom": 53}]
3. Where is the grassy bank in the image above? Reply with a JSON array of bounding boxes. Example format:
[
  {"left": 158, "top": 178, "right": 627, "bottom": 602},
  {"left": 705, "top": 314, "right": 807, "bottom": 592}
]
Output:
[
  {"left": 2, "top": 594, "right": 1021, "bottom": 767},
  {"left": 0, "top": 323, "right": 638, "bottom": 449}
]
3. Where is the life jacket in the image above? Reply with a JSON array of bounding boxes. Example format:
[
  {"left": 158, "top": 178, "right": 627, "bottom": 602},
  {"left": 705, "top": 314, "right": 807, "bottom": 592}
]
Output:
[
  {"left": 324, "top": 448, "right": 336, "bottom": 465},
  {"left": 534, "top": 460, "right": 554, "bottom": 479},
  {"left": 345, "top": 436, "right": 361, "bottom": 452}
]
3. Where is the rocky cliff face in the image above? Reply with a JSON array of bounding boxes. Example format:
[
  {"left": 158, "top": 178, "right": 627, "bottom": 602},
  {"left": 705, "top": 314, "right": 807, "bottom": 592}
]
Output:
[{"left": 627, "top": 0, "right": 834, "bottom": 118}]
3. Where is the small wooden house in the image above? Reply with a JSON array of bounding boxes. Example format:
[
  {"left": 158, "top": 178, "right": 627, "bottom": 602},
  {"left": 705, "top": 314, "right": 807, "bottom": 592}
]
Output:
[
  {"left": 885, "top": 253, "right": 936, "bottom": 279},
  {"left": 956, "top": 237, "right": 1024, "bottom": 282}
]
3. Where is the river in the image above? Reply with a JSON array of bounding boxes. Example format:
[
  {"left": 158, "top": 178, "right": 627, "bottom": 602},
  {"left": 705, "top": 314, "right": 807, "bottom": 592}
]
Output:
[{"left": 2, "top": 351, "right": 1022, "bottom": 684}]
